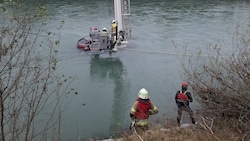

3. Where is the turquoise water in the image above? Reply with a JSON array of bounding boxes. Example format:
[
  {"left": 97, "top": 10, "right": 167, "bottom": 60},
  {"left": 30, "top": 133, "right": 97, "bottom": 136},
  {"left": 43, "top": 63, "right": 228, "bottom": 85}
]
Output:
[
  {"left": 52, "top": 0, "right": 250, "bottom": 140},
  {"left": 2, "top": 0, "right": 250, "bottom": 140}
]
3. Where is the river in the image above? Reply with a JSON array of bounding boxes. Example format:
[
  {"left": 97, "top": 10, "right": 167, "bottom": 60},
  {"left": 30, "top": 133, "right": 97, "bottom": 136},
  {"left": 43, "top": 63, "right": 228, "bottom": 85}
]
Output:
[{"left": 4, "top": 0, "right": 250, "bottom": 140}]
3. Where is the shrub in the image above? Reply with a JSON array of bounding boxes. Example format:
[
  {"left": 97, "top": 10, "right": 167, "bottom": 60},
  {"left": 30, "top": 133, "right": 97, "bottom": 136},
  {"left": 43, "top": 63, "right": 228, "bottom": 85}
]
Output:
[{"left": 182, "top": 23, "right": 250, "bottom": 134}]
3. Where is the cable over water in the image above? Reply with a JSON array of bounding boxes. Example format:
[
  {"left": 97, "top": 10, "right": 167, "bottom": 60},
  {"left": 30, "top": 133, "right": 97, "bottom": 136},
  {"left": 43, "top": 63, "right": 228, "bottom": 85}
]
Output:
[{"left": 123, "top": 48, "right": 209, "bottom": 57}]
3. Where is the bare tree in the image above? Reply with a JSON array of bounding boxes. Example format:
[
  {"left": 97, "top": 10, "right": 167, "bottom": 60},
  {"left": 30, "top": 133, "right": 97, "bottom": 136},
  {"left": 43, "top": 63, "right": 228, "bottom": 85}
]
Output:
[
  {"left": 180, "top": 23, "right": 250, "bottom": 134},
  {"left": 0, "top": 1, "right": 72, "bottom": 141}
]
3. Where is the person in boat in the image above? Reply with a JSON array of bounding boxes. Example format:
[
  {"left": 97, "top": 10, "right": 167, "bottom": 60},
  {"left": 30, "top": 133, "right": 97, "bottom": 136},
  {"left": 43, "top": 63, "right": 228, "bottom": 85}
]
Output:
[
  {"left": 130, "top": 88, "right": 158, "bottom": 134},
  {"left": 101, "top": 27, "right": 111, "bottom": 49},
  {"left": 175, "top": 81, "right": 195, "bottom": 126},
  {"left": 111, "top": 20, "right": 117, "bottom": 47},
  {"left": 111, "top": 20, "right": 117, "bottom": 39},
  {"left": 101, "top": 27, "right": 108, "bottom": 35},
  {"left": 83, "top": 41, "right": 91, "bottom": 51},
  {"left": 93, "top": 27, "right": 99, "bottom": 32},
  {"left": 118, "top": 30, "right": 125, "bottom": 42}
]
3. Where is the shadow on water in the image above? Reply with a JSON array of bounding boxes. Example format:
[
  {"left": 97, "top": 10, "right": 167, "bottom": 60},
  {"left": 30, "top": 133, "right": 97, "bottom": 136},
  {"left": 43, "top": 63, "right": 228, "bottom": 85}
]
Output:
[
  {"left": 90, "top": 56, "right": 124, "bottom": 79},
  {"left": 81, "top": 56, "right": 130, "bottom": 140}
]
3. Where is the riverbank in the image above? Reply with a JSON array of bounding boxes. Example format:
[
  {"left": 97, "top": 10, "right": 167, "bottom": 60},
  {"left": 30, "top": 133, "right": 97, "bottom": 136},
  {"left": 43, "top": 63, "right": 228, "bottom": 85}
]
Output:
[
  {"left": 95, "top": 117, "right": 247, "bottom": 141},
  {"left": 98, "top": 123, "right": 196, "bottom": 141}
]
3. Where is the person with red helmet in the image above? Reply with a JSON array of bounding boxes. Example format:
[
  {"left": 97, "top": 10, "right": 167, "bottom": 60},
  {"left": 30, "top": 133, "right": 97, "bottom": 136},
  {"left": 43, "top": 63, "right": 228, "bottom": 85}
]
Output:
[
  {"left": 130, "top": 88, "right": 158, "bottom": 134},
  {"left": 175, "top": 81, "right": 195, "bottom": 126}
]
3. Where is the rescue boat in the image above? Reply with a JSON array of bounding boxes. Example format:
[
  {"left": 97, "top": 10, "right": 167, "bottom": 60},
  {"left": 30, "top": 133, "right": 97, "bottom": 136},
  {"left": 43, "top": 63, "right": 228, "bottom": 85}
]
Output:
[{"left": 76, "top": 0, "right": 131, "bottom": 55}]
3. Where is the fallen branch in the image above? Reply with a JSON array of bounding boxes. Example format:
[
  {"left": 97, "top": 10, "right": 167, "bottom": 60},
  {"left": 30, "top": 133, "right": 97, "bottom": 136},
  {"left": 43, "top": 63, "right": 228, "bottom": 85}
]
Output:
[{"left": 199, "top": 116, "right": 214, "bottom": 134}]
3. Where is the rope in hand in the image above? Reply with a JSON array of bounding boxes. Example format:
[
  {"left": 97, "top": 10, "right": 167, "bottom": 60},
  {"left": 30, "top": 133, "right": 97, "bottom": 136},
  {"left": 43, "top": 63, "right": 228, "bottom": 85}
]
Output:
[{"left": 130, "top": 120, "right": 144, "bottom": 141}]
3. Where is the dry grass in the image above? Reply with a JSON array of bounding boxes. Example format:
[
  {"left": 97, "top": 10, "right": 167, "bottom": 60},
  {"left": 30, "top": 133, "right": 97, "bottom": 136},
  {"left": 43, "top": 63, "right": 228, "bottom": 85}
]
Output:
[{"left": 115, "top": 117, "right": 250, "bottom": 141}]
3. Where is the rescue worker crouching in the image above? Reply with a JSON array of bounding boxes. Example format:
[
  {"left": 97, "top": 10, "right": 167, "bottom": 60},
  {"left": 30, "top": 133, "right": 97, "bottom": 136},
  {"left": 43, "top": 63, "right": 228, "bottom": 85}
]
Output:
[
  {"left": 130, "top": 88, "right": 158, "bottom": 134},
  {"left": 175, "top": 81, "right": 195, "bottom": 126}
]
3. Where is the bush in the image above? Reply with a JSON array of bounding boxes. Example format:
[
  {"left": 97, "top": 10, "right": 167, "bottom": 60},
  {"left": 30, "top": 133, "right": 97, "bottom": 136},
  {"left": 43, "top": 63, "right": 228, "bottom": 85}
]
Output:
[{"left": 181, "top": 23, "right": 250, "bottom": 134}]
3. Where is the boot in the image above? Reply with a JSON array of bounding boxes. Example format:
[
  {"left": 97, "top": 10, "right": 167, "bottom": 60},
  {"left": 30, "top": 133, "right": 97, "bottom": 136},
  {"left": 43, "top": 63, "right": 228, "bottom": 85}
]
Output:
[
  {"left": 191, "top": 117, "right": 195, "bottom": 124},
  {"left": 177, "top": 117, "right": 181, "bottom": 126}
]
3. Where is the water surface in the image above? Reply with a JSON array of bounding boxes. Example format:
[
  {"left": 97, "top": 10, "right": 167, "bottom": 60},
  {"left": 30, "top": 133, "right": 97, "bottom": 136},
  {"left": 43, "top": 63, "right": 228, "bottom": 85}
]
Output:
[{"left": 3, "top": 0, "right": 250, "bottom": 140}]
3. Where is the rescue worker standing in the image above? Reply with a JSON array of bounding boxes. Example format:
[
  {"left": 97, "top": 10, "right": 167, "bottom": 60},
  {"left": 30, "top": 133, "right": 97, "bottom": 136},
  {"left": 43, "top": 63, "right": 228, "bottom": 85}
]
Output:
[
  {"left": 111, "top": 20, "right": 117, "bottom": 40},
  {"left": 130, "top": 88, "right": 158, "bottom": 134},
  {"left": 102, "top": 27, "right": 108, "bottom": 35},
  {"left": 111, "top": 20, "right": 118, "bottom": 47},
  {"left": 175, "top": 81, "right": 195, "bottom": 126}
]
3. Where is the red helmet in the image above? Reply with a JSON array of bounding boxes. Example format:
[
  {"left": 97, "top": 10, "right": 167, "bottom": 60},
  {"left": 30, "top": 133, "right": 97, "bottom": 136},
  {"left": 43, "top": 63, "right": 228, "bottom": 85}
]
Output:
[{"left": 181, "top": 81, "right": 188, "bottom": 87}]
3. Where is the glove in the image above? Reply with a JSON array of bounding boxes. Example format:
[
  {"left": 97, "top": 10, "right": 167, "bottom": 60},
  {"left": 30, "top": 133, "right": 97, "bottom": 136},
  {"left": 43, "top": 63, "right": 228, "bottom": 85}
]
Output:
[
  {"left": 149, "top": 109, "right": 158, "bottom": 115},
  {"left": 149, "top": 110, "right": 154, "bottom": 115}
]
